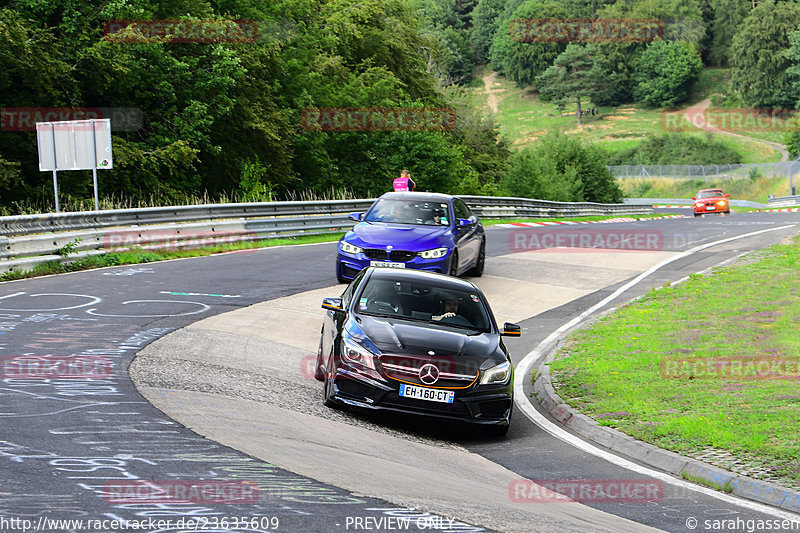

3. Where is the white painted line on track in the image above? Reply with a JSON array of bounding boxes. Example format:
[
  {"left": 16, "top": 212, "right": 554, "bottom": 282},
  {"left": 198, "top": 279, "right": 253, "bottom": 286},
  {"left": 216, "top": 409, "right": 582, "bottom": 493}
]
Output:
[{"left": 513, "top": 224, "right": 799, "bottom": 519}]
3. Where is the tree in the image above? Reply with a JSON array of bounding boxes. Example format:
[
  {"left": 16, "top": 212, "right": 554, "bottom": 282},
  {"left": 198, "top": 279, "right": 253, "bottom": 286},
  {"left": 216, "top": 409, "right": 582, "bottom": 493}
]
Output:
[
  {"left": 489, "top": 0, "right": 568, "bottom": 88},
  {"left": 536, "top": 44, "right": 614, "bottom": 125},
  {"left": 730, "top": 0, "right": 800, "bottom": 108},
  {"left": 782, "top": 28, "right": 800, "bottom": 157},
  {"left": 471, "top": 0, "right": 505, "bottom": 64},
  {"left": 634, "top": 40, "right": 702, "bottom": 108},
  {"left": 502, "top": 131, "right": 622, "bottom": 203},
  {"left": 592, "top": 0, "right": 706, "bottom": 104},
  {"left": 708, "top": 0, "right": 750, "bottom": 66}
]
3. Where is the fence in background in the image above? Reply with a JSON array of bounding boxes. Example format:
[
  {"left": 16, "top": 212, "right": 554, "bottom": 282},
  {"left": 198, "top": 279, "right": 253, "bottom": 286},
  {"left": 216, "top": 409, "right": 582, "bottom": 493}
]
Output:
[
  {"left": 0, "top": 196, "right": 653, "bottom": 274},
  {"left": 609, "top": 162, "right": 800, "bottom": 181}
]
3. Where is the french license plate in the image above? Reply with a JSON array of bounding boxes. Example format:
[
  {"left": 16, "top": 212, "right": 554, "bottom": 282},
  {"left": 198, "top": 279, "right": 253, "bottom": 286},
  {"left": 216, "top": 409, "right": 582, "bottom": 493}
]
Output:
[
  {"left": 706, "top": 205, "right": 715, "bottom": 210},
  {"left": 370, "top": 261, "right": 405, "bottom": 268},
  {"left": 399, "top": 384, "right": 454, "bottom": 403}
]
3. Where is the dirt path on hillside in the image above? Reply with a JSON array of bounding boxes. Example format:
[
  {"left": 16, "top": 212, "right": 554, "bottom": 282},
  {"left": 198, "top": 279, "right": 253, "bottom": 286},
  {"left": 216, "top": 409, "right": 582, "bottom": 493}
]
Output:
[
  {"left": 483, "top": 71, "right": 499, "bottom": 114},
  {"left": 684, "top": 98, "right": 790, "bottom": 162}
]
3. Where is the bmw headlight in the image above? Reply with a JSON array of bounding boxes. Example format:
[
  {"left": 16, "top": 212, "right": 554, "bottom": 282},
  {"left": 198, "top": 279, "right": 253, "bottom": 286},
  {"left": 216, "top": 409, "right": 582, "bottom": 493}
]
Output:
[
  {"left": 340, "top": 241, "right": 363, "bottom": 255},
  {"left": 342, "top": 337, "right": 376, "bottom": 370},
  {"left": 418, "top": 247, "right": 449, "bottom": 259},
  {"left": 480, "top": 361, "right": 511, "bottom": 385},
  {"left": 716, "top": 200, "right": 727, "bottom": 206}
]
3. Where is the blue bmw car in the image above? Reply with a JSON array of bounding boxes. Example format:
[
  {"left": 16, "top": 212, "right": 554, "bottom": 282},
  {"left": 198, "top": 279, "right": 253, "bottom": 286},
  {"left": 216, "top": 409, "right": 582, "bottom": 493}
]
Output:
[{"left": 336, "top": 192, "right": 485, "bottom": 283}]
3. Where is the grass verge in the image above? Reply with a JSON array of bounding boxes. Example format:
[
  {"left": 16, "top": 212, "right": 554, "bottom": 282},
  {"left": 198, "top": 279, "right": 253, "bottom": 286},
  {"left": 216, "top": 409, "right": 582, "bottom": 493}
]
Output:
[
  {"left": 680, "top": 472, "right": 733, "bottom": 494},
  {"left": 481, "top": 213, "right": 680, "bottom": 226},
  {"left": 548, "top": 235, "right": 800, "bottom": 487},
  {"left": 618, "top": 176, "right": 791, "bottom": 204},
  {"left": 0, "top": 233, "right": 344, "bottom": 283}
]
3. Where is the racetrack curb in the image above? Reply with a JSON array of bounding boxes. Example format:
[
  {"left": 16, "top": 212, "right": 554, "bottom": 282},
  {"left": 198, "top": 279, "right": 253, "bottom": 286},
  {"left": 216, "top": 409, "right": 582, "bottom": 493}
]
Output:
[
  {"left": 531, "top": 334, "right": 800, "bottom": 515},
  {"left": 492, "top": 215, "right": 686, "bottom": 228}
]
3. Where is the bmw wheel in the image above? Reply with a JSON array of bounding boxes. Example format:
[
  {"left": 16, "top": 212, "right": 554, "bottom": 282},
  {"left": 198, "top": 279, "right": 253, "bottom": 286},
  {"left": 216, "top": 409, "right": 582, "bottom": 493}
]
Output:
[
  {"left": 467, "top": 240, "right": 485, "bottom": 277},
  {"left": 448, "top": 251, "right": 459, "bottom": 276}
]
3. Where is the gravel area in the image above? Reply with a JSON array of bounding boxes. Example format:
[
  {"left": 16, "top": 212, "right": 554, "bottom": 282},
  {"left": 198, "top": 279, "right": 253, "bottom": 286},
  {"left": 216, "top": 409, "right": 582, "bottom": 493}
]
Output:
[{"left": 129, "top": 338, "right": 467, "bottom": 451}]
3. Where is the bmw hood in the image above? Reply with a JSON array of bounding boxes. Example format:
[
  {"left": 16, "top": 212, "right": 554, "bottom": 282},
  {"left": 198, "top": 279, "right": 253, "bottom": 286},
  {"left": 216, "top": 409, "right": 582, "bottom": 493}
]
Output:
[{"left": 346, "top": 222, "right": 452, "bottom": 251}]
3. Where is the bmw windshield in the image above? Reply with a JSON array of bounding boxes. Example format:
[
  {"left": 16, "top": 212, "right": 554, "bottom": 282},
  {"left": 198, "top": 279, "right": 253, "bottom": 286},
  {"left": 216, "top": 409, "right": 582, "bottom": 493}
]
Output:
[
  {"left": 697, "top": 190, "right": 724, "bottom": 199},
  {"left": 364, "top": 199, "right": 451, "bottom": 226}
]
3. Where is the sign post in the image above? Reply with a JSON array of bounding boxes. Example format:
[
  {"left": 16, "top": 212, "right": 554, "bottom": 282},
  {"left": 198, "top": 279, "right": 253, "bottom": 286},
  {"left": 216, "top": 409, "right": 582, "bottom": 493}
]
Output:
[
  {"left": 50, "top": 123, "right": 60, "bottom": 212},
  {"left": 36, "top": 118, "right": 113, "bottom": 212}
]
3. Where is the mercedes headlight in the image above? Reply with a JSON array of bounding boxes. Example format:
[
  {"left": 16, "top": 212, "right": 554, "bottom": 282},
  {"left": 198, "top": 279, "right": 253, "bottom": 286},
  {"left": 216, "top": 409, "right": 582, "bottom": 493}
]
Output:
[
  {"left": 418, "top": 247, "right": 448, "bottom": 259},
  {"left": 480, "top": 361, "right": 511, "bottom": 385},
  {"left": 340, "top": 241, "right": 363, "bottom": 255},
  {"left": 342, "top": 337, "right": 376, "bottom": 370}
]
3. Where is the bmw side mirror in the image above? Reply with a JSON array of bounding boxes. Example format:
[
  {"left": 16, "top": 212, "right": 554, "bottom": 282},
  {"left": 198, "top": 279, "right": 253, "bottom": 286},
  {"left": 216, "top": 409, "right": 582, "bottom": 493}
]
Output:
[
  {"left": 457, "top": 218, "right": 472, "bottom": 227},
  {"left": 502, "top": 323, "right": 521, "bottom": 337},
  {"left": 691, "top": 197, "right": 696, "bottom": 200},
  {"left": 348, "top": 212, "right": 363, "bottom": 222},
  {"left": 726, "top": 194, "right": 730, "bottom": 198},
  {"left": 322, "top": 297, "right": 344, "bottom": 312}
]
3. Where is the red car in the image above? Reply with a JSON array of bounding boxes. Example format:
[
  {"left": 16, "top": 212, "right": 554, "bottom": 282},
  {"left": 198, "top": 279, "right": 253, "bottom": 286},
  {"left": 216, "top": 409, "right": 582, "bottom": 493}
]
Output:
[{"left": 693, "top": 189, "right": 730, "bottom": 217}]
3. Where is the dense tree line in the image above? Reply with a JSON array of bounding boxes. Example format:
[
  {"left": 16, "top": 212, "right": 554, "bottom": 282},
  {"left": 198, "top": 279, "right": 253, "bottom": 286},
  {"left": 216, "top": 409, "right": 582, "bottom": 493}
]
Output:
[
  {"left": 0, "top": 0, "right": 510, "bottom": 211},
  {"left": 4, "top": 0, "right": 799, "bottom": 212}
]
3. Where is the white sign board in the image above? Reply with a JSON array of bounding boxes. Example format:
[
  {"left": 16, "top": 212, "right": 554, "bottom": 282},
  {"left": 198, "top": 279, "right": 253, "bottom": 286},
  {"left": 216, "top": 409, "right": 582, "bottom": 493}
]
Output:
[{"left": 36, "top": 119, "right": 113, "bottom": 171}]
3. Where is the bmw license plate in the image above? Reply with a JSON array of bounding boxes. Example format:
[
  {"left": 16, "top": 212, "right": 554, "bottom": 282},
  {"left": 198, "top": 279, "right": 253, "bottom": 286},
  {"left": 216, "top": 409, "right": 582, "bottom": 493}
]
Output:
[
  {"left": 399, "top": 384, "right": 454, "bottom": 403},
  {"left": 370, "top": 261, "right": 405, "bottom": 268},
  {"left": 706, "top": 205, "right": 715, "bottom": 210}
]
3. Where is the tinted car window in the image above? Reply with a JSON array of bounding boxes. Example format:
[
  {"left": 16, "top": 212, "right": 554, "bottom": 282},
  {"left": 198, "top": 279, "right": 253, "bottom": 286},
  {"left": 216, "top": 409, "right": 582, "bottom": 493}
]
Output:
[
  {"left": 453, "top": 199, "right": 472, "bottom": 219},
  {"left": 697, "top": 190, "right": 724, "bottom": 199},
  {"left": 364, "top": 199, "right": 451, "bottom": 226},
  {"left": 342, "top": 268, "right": 366, "bottom": 307},
  {"left": 355, "top": 277, "right": 491, "bottom": 332}
]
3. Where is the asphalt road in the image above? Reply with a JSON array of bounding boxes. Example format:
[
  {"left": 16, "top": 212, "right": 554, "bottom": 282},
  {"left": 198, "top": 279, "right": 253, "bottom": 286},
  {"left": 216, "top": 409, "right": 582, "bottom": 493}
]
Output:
[{"left": 0, "top": 210, "right": 798, "bottom": 533}]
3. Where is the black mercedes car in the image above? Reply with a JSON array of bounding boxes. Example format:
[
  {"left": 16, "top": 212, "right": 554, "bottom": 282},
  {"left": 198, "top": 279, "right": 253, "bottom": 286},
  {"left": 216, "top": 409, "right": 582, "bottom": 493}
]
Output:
[{"left": 315, "top": 267, "right": 520, "bottom": 435}]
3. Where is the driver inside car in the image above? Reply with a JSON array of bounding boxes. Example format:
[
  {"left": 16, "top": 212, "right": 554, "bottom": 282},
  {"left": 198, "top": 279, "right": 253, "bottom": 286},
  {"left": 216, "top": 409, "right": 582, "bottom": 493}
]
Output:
[{"left": 432, "top": 297, "right": 472, "bottom": 327}]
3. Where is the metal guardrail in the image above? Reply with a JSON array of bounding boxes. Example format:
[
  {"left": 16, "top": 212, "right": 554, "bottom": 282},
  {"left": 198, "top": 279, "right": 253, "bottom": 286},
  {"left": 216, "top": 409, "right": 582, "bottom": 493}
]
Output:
[
  {"left": 0, "top": 196, "right": 653, "bottom": 274},
  {"left": 767, "top": 195, "right": 800, "bottom": 207},
  {"left": 624, "top": 198, "right": 769, "bottom": 209}
]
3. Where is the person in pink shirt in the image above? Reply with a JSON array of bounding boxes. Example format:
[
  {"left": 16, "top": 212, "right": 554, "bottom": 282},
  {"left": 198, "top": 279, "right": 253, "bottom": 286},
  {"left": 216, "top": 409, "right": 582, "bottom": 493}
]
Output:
[{"left": 392, "top": 169, "right": 416, "bottom": 191}]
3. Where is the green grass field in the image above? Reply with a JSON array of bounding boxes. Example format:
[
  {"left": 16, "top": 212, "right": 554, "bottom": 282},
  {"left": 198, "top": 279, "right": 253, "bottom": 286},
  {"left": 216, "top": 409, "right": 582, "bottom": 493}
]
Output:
[
  {"left": 617, "top": 176, "right": 793, "bottom": 204},
  {"left": 470, "top": 66, "right": 786, "bottom": 164},
  {"left": 548, "top": 236, "right": 800, "bottom": 488}
]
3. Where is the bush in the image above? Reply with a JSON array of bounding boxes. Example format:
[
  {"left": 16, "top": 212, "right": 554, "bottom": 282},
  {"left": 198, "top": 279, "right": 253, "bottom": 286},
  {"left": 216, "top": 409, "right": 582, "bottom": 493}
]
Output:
[
  {"left": 634, "top": 41, "right": 702, "bottom": 108},
  {"left": 502, "top": 131, "right": 622, "bottom": 203},
  {"left": 608, "top": 133, "right": 742, "bottom": 165}
]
